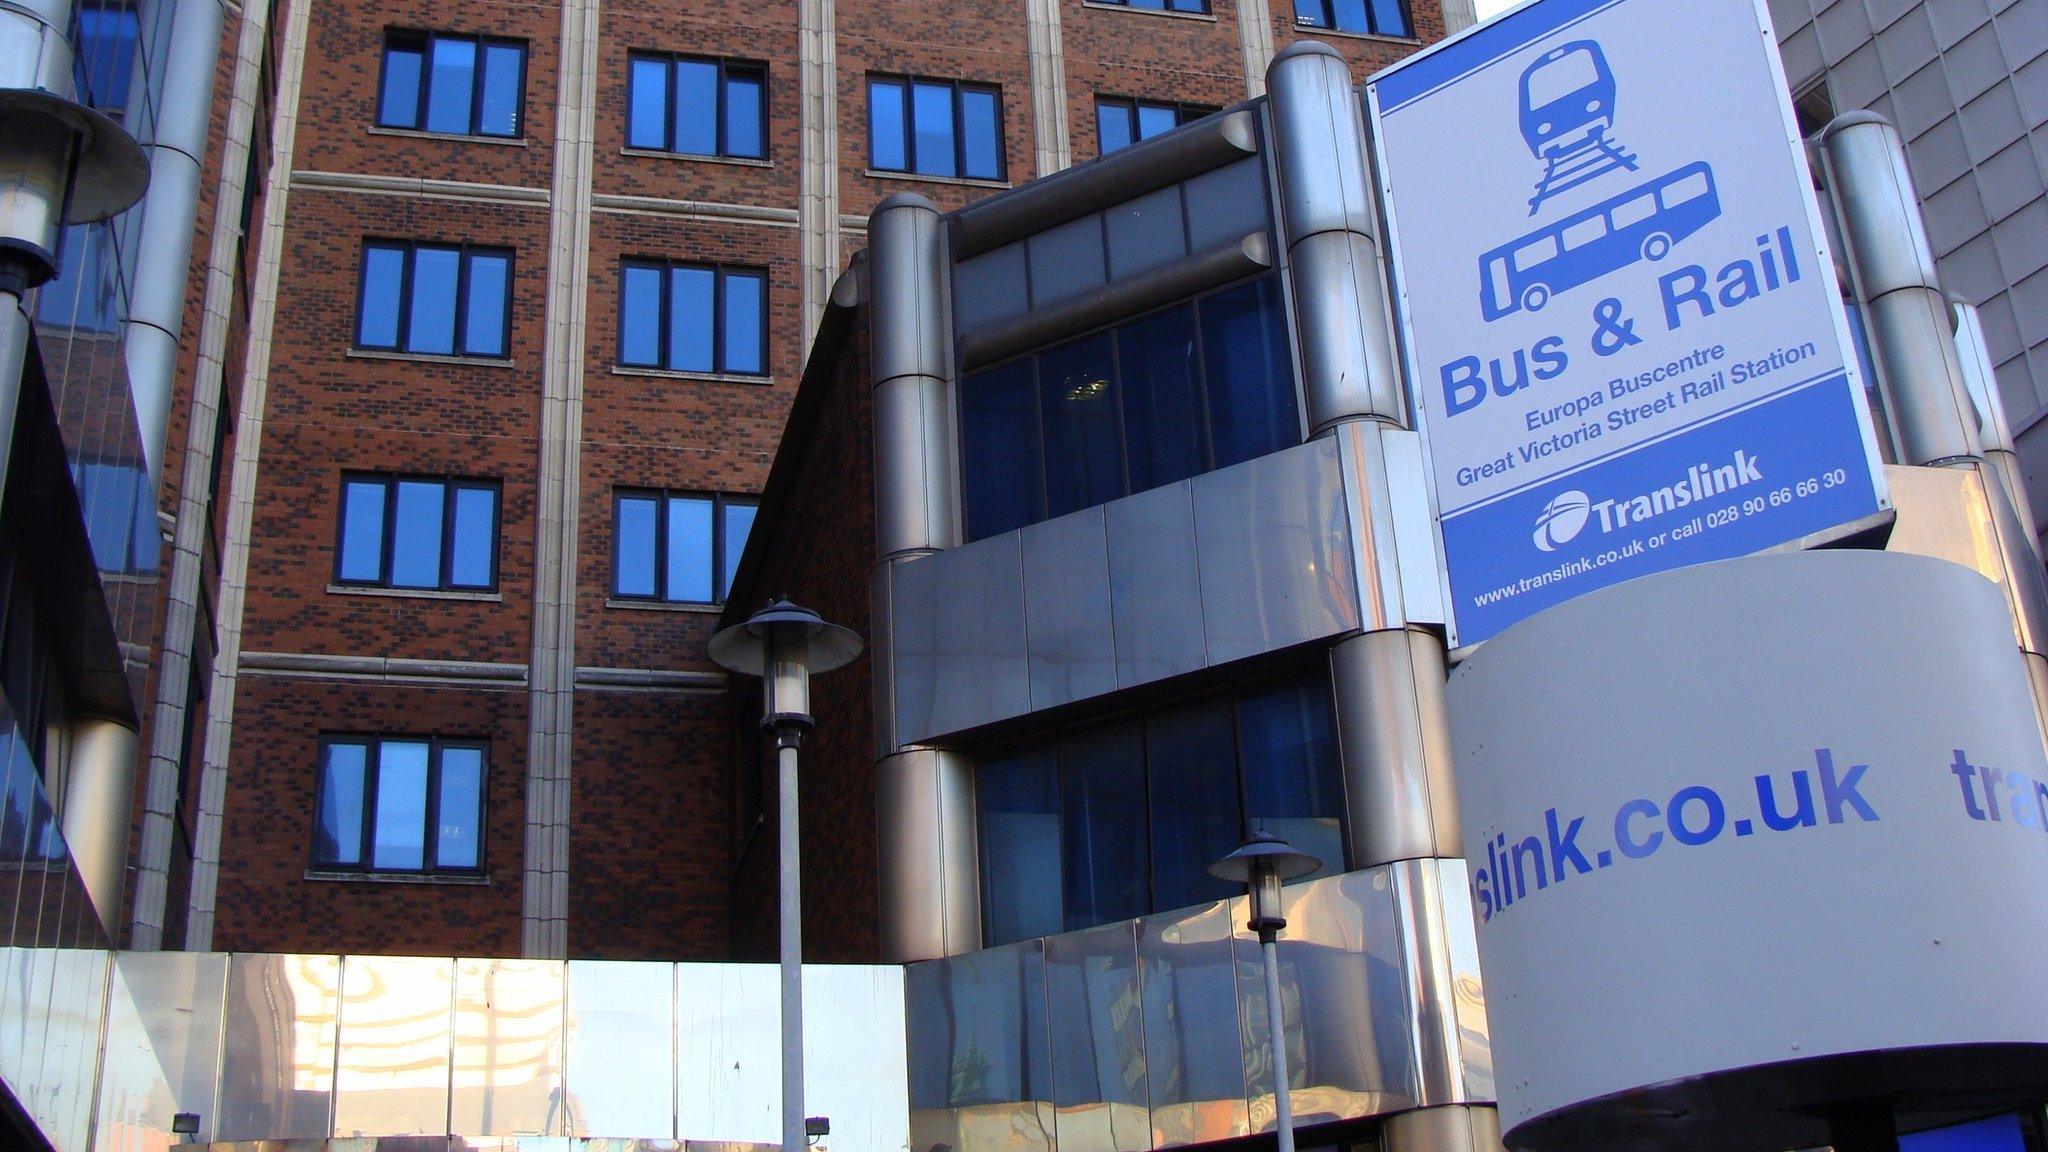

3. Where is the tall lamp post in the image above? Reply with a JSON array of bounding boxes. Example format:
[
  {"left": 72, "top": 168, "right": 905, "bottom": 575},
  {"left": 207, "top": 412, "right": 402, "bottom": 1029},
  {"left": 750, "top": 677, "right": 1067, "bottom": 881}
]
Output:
[
  {"left": 709, "top": 598, "right": 862, "bottom": 1152},
  {"left": 1210, "top": 832, "right": 1322, "bottom": 1152}
]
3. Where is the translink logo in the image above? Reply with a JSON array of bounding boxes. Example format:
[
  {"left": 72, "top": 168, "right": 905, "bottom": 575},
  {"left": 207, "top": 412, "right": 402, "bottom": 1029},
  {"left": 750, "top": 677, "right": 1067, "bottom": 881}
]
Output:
[{"left": 1533, "top": 450, "right": 1764, "bottom": 550}]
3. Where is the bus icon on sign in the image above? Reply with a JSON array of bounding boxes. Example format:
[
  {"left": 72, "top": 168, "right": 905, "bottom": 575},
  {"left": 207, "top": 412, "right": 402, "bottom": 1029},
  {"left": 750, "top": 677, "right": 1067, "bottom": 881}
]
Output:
[{"left": 1478, "top": 161, "right": 1721, "bottom": 321}]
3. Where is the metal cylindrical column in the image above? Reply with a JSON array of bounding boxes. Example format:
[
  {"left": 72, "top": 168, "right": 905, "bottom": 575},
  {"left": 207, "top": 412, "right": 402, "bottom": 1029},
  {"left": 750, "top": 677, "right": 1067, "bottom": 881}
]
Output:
[
  {"left": 1383, "top": 1105, "right": 1506, "bottom": 1152},
  {"left": 1953, "top": 296, "right": 2040, "bottom": 552},
  {"left": 1331, "top": 627, "right": 1459, "bottom": 865},
  {"left": 60, "top": 716, "right": 138, "bottom": 936},
  {"left": 875, "top": 746, "right": 980, "bottom": 961}
]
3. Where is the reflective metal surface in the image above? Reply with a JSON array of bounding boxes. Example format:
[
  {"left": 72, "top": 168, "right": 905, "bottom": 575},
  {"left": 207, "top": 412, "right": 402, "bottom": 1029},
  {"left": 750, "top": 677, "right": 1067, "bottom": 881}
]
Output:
[
  {"left": 1021, "top": 510, "right": 1116, "bottom": 711},
  {"left": 332, "top": 956, "right": 454, "bottom": 1138},
  {"left": 1106, "top": 484, "right": 1206, "bottom": 691},
  {"left": 876, "top": 746, "right": 983, "bottom": 963},
  {"left": 217, "top": 954, "right": 341, "bottom": 1141},
  {"left": 905, "top": 939, "right": 1055, "bottom": 1152},
  {"left": 1192, "top": 437, "right": 1358, "bottom": 667},
  {"left": 1138, "top": 902, "right": 1247, "bottom": 1147},
  {"left": 1330, "top": 629, "right": 1459, "bottom": 868},
  {"left": 892, "top": 537, "right": 1030, "bottom": 743},
  {"left": 97, "top": 951, "right": 228, "bottom": 1145},
  {"left": 1045, "top": 922, "right": 1150, "bottom": 1152},
  {"left": 451, "top": 958, "right": 565, "bottom": 1137},
  {"left": 60, "top": 716, "right": 137, "bottom": 935},
  {"left": 565, "top": 960, "right": 675, "bottom": 1138}
]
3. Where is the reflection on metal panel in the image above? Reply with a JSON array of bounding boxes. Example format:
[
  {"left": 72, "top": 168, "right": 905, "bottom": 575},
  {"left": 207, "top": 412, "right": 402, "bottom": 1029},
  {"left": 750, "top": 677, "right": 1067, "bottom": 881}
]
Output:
[
  {"left": 566, "top": 960, "right": 676, "bottom": 1139},
  {"left": 97, "top": 955, "right": 179, "bottom": 1152},
  {"left": 1043, "top": 921, "right": 1149, "bottom": 1152},
  {"left": 905, "top": 940, "right": 1055, "bottom": 1152},
  {"left": 1137, "top": 902, "right": 1247, "bottom": 1148},
  {"left": 1193, "top": 438, "right": 1358, "bottom": 666},
  {"left": 893, "top": 538, "right": 1031, "bottom": 744},
  {"left": 332, "top": 956, "right": 454, "bottom": 1138},
  {"left": 41, "top": 947, "right": 111, "bottom": 1152},
  {"left": 1433, "top": 859, "right": 1492, "bottom": 1104},
  {"left": 1106, "top": 485, "right": 1205, "bottom": 691},
  {"left": 217, "top": 953, "right": 341, "bottom": 1141},
  {"left": 1021, "top": 510, "right": 1117, "bottom": 711},
  {"left": 97, "top": 950, "right": 228, "bottom": 1147},
  {"left": 451, "top": 958, "right": 565, "bottom": 1136},
  {"left": 677, "top": 964, "right": 779, "bottom": 1145},
  {"left": 802, "top": 966, "right": 911, "bottom": 1152}
]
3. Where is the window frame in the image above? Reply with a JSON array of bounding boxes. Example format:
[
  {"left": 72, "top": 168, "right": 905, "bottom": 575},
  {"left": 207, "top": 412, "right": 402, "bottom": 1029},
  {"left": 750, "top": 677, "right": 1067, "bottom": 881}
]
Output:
[
  {"left": 1094, "top": 96, "right": 1220, "bottom": 154},
  {"left": 376, "top": 28, "right": 529, "bottom": 139},
  {"left": 866, "top": 73, "right": 1007, "bottom": 181},
  {"left": 616, "top": 258, "right": 769, "bottom": 376},
  {"left": 332, "top": 473, "right": 503, "bottom": 592},
  {"left": 310, "top": 735, "right": 489, "bottom": 877},
  {"left": 625, "top": 51, "right": 769, "bottom": 159},
  {"left": 354, "top": 239, "right": 516, "bottom": 358},
  {"left": 609, "top": 488, "right": 757, "bottom": 605},
  {"left": 1291, "top": 0, "right": 1412, "bottom": 37}
]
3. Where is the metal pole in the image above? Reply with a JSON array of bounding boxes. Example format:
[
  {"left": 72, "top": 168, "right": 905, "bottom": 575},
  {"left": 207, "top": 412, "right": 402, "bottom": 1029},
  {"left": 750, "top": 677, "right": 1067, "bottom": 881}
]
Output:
[
  {"left": 1261, "top": 931, "right": 1296, "bottom": 1152},
  {"left": 778, "top": 737, "right": 806, "bottom": 1152},
  {"left": 0, "top": 294, "right": 27, "bottom": 508}
]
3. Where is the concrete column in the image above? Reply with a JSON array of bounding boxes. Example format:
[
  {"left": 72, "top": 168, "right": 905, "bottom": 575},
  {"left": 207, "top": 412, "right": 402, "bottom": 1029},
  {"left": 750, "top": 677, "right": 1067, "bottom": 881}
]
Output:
[
  {"left": 1024, "top": 0, "right": 1071, "bottom": 174},
  {"left": 1236, "top": 0, "right": 1277, "bottom": 98},
  {"left": 797, "top": 0, "right": 839, "bottom": 343},
  {"left": 867, "top": 192, "right": 980, "bottom": 961},
  {"left": 61, "top": 717, "right": 138, "bottom": 936},
  {"left": 1383, "top": 1106, "right": 1506, "bottom": 1152},
  {"left": 1439, "top": 0, "right": 1480, "bottom": 35}
]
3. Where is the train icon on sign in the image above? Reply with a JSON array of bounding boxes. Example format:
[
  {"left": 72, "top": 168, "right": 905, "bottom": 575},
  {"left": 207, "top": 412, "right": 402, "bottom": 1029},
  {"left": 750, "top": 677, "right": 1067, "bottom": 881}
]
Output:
[
  {"left": 1479, "top": 161, "right": 1721, "bottom": 321},
  {"left": 1521, "top": 41, "right": 1639, "bottom": 213}
]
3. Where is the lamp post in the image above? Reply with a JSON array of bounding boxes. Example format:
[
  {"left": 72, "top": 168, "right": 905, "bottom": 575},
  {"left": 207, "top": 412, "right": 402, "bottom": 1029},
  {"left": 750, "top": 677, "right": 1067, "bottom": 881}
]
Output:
[
  {"left": 709, "top": 598, "right": 861, "bottom": 1152},
  {"left": 1210, "top": 832, "right": 1322, "bottom": 1152}
]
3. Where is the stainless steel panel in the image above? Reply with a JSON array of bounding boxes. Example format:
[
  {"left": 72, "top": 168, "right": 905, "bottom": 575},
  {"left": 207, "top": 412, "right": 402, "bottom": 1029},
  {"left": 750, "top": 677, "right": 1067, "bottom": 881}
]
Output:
[
  {"left": 1864, "top": 285, "right": 1981, "bottom": 465},
  {"left": 60, "top": 716, "right": 136, "bottom": 936},
  {"left": 904, "top": 940, "right": 1055, "bottom": 1152},
  {"left": 873, "top": 747, "right": 982, "bottom": 962},
  {"left": 332, "top": 956, "right": 454, "bottom": 1138},
  {"left": 1027, "top": 215, "right": 1108, "bottom": 311},
  {"left": 1821, "top": 113, "right": 1940, "bottom": 297},
  {"left": 97, "top": 954, "right": 181, "bottom": 1152},
  {"left": 1137, "top": 901, "right": 1248, "bottom": 1148},
  {"left": 1193, "top": 439, "right": 1359, "bottom": 667},
  {"left": 1288, "top": 229, "right": 1403, "bottom": 431},
  {"left": 1383, "top": 1105, "right": 1507, "bottom": 1152},
  {"left": 1392, "top": 860, "right": 1462, "bottom": 1107},
  {"left": 892, "top": 539, "right": 1030, "bottom": 744},
  {"left": 801, "top": 965, "right": 911, "bottom": 1152},
  {"left": 1183, "top": 159, "right": 1272, "bottom": 256},
  {"left": 1432, "top": 859, "right": 1494, "bottom": 1105},
  {"left": 871, "top": 194, "right": 949, "bottom": 386},
  {"left": 1043, "top": 921, "right": 1149, "bottom": 1152},
  {"left": 1021, "top": 509, "right": 1116, "bottom": 711},
  {"left": 1106, "top": 485, "right": 1205, "bottom": 690},
  {"left": 676, "top": 963, "right": 779, "bottom": 1144},
  {"left": 872, "top": 564, "right": 900, "bottom": 758},
  {"left": 99, "top": 951, "right": 229, "bottom": 1144},
  {"left": 1105, "top": 187, "right": 1187, "bottom": 282},
  {"left": 1267, "top": 43, "right": 1376, "bottom": 246},
  {"left": 217, "top": 954, "right": 341, "bottom": 1141},
  {"left": 1380, "top": 429, "right": 1448, "bottom": 627},
  {"left": 39, "top": 946, "right": 107, "bottom": 1152},
  {"left": 451, "top": 958, "right": 565, "bottom": 1136},
  {"left": 1331, "top": 629, "right": 1459, "bottom": 868},
  {"left": 564, "top": 960, "right": 677, "bottom": 1139},
  {"left": 874, "top": 372, "right": 962, "bottom": 562},
  {"left": 957, "top": 243, "right": 1030, "bottom": 333}
]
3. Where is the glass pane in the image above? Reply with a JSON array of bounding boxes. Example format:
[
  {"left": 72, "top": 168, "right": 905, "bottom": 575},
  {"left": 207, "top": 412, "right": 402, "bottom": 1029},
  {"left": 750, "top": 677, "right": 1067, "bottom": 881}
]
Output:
[
  {"left": 390, "top": 480, "right": 447, "bottom": 588},
  {"left": 357, "top": 246, "right": 406, "bottom": 347},
  {"left": 1060, "top": 722, "right": 1149, "bottom": 929},
  {"left": 726, "top": 70, "right": 765, "bottom": 158},
  {"left": 338, "top": 479, "right": 388, "bottom": 582},
  {"left": 378, "top": 43, "right": 424, "bottom": 127},
  {"left": 665, "top": 496, "right": 715, "bottom": 602},
  {"left": 722, "top": 501, "right": 757, "bottom": 598},
  {"left": 961, "top": 359, "right": 1044, "bottom": 540},
  {"left": 462, "top": 252, "right": 509, "bottom": 356},
  {"left": 425, "top": 36, "right": 478, "bottom": 134},
  {"left": 961, "top": 88, "right": 1001, "bottom": 179},
  {"left": 1292, "top": 0, "right": 1326, "bottom": 25},
  {"left": 372, "top": 741, "right": 430, "bottom": 870},
  {"left": 1200, "top": 277, "right": 1299, "bottom": 469},
  {"left": 74, "top": 6, "right": 138, "bottom": 111},
  {"left": 674, "top": 59, "right": 718, "bottom": 154},
  {"left": 620, "top": 264, "right": 663, "bottom": 365},
  {"left": 478, "top": 43, "right": 523, "bottom": 136},
  {"left": 1128, "top": 0, "right": 1167, "bottom": 8},
  {"left": 1038, "top": 332, "right": 1124, "bottom": 520},
  {"left": 406, "top": 246, "right": 461, "bottom": 354},
  {"left": 629, "top": 57, "right": 669, "bottom": 149},
  {"left": 980, "top": 749, "right": 1063, "bottom": 945},
  {"left": 1331, "top": 0, "right": 1370, "bottom": 31},
  {"left": 1118, "top": 303, "right": 1205, "bottom": 493},
  {"left": 614, "top": 496, "right": 658, "bottom": 596},
  {"left": 436, "top": 746, "right": 484, "bottom": 869},
  {"left": 449, "top": 487, "right": 496, "bottom": 588},
  {"left": 869, "top": 79, "right": 906, "bottom": 170},
  {"left": 721, "top": 271, "right": 764, "bottom": 374},
  {"left": 1135, "top": 103, "right": 1178, "bottom": 141},
  {"left": 1368, "top": 0, "right": 1408, "bottom": 34},
  {"left": 912, "top": 81, "right": 957, "bottom": 176},
  {"left": 1170, "top": 0, "right": 1208, "bottom": 12},
  {"left": 1146, "top": 702, "right": 1241, "bottom": 913},
  {"left": 315, "top": 742, "right": 368, "bottom": 866},
  {"left": 669, "top": 265, "right": 716, "bottom": 372},
  {"left": 1238, "top": 676, "right": 1344, "bottom": 878},
  {"left": 1097, "top": 102, "right": 1134, "bottom": 154}
]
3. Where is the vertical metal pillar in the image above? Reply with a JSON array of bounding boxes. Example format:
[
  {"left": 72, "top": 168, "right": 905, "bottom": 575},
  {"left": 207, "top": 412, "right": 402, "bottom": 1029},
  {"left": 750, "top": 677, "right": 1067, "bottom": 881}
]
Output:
[
  {"left": 61, "top": 716, "right": 139, "bottom": 936},
  {"left": 1383, "top": 1105, "right": 1508, "bottom": 1152}
]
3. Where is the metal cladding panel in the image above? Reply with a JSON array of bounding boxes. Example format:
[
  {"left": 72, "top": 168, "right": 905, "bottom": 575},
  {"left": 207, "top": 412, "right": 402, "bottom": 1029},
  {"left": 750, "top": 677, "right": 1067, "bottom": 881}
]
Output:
[
  {"left": 1450, "top": 550, "right": 2048, "bottom": 1152},
  {"left": 677, "top": 964, "right": 780, "bottom": 1144},
  {"left": 1193, "top": 436, "right": 1359, "bottom": 666},
  {"left": 451, "top": 958, "right": 566, "bottom": 1136},
  {"left": 1043, "top": 921, "right": 1150, "bottom": 1152},
  {"left": 97, "top": 951, "right": 229, "bottom": 1145},
  {"left": 892, "top": 537, "right": 1030, "bottom": 745},
  {"left": 332, "top": 956, "right": 454, "bottom": 1137},
  {"left": 216, "top": 954, "right": 341, "bottom": 1141},
  {"left": 905, "top": 939, "right": 1056, "bottom": 1152},
  {"left": 1107, "top": 484, "right": 1207, "bottom": 691},
  {"left": 1022, "top": 509, "right": 1117, "bottom": 711},
  {"left": 1137, "top": 901, "right": 1249, "bottom": 1148},
  {"left": 565, "top": 960, "right": 677, "bottom": 1138},
  {"left": 801, "top": 965, "right": 912, "bottom": 1152}
]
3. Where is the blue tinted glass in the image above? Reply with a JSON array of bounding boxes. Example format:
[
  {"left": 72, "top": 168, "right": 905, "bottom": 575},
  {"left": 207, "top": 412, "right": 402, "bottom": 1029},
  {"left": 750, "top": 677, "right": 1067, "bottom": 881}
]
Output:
[
  {"left": 615, "top": 496, "right": 658, "bottom": 595},
  {"left": 1368, "top": 0, "right": 1409, "bottom": 34},
  {"left": 1097, "top": 102, "right": 1133, "bottom": 154},
  {"left": 1238, "top": 676, "right": 1344, "bottom": 878},
  {"left": 1060, "top": 723, "right": 1148, "bottom": 930},
  {"left": 1293, "top": 0, "right": 1327, "bottom": 25},
  {"left": 378, "top": 42, "right": 424, "bottom": 127},
  {"left": 629, "top": 57, "right": 670, "bottom": 148},
  {"left": 462, "top": 252, "right": 509, "bottom": 356},
  {"left": 1128, "top": 0, "right": 1167, "bottom": 8},
  {"left": 960, "top": 359, "right": 1043, "bottom": 540},
  {"left": 1038, "top": 333, "right": 1124, "bottom": 519},
  {"left": 1147, "top": 701, "right": 1242, "bottom": 913},
  {"left": 726, "top": 70, "right": 764, "bottom": 158},
  {"left": 721, "top": 501, "right": 756, "bottom": 598},
  {"left": 912, "top": 82, "right": 956, "bottom": 176},
  {"left": 372, "top": 741, "right": 429, "bottom": 870},
  {"left": 1200, "top": 278, "right": 1299, "bottom": 468},
  {"left": 665, "top": 496, "right": 714, "bottom": 602},
  {"left": 425, "top": 37, "right": 477, "bottom": 134},
  {"left": 338, "top": 480, "right": 388, "bottom": 582},
  {"left": 960, "top": 88, "right": 1000, "bottom": 179},
  {"left": 390, "top": 480, "right": 446, "bottom": 588},
  {"left": 669, "top": 266, "right": 716, "bottom": 372},
  {"left": 1136, "top": 103, "right": 1178, "bottom": 141},
  {"left": 870, "top": 79, "right": 906, "bottom": 169},
  {"left": 1118, "top": 304, "right": 1205, "bottom": 493},
  {"left": 478, "top": 44, "right": 523, "bottom": 136},
  {"left": 75, "top": 6, "right": 137, "bottom": 112},
  {"left": 1169, "top": 0, "right": 1207, "bottom": 11},
  {"left": 449, "top": 487, "right": 496, "bottom": 588},
  {"left": 979, "top": 748, "right": 1063, "bottom": 945},
  {"left": 357, "top": 246, "right": 406, "bottom": 347},
  {"left": 128, "top": 466, "right": 159, "bottom": 574},
  {"left": 436, "top": 746, "right": 484, "bottom": 869},
  {"left": 407, "top": 247, "right": 461, "bottom": 354},
  {"left": 620, "top": 264, "right": 663, "bottom": 365},
  {"left": 1331, "top": 0, "right": 1369, "bottom": 31},
  {"left": 315, "top": 743, "right": 368, "bottom": 866},
  {"left": 674, "top": 60, "right": 718, "bottom": 154},
  {"left": 80, "top": 462, "right": 138, "bottom": 573},
  {"left": 721, "top": 271, "right": 764, "bottom": 374}
]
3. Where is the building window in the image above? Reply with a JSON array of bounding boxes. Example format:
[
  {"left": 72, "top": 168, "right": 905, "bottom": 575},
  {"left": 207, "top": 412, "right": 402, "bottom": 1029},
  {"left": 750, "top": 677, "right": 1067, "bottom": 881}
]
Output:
[
  {"left": 313, "top": 736, "right": 487, "bottom": 874},
  {"left": 618, "top": 260, "right": 766, "bottom": 375},
  {"left": 1292, "top": 0, "right": 1410, "bottom": 37},
  {"left": 628, "top": 53, "right": 766, "bottom": 158},
  {"left": 978, "top": 671, "right": 1344, "bottom": 946},
  {"left": 1091, "top": 0, "right": 1209, "bottom": 12},
  {"left": 611, "top": 490, "right": 757, "bottom": 604},
  {"left": 868, "top": 75, "right": 1005, "bottom": 181},
  {"left": 72, "top": 1, "right": 138, "bottom": 118},
  {"left": 1096, "top": 98, "right": 1217, "bottom": 154},
  {"left": 356, "top": 241, "right": 513, "bottom": 358},
  {"left": 959, "top": 274, "right": 1299, "bottom": 541},
  {"left": 334, "top": 475, "right": 500, "bottom": 591},
  {"left": 378, "top": 31, "right": 526, "bottom": 138}
]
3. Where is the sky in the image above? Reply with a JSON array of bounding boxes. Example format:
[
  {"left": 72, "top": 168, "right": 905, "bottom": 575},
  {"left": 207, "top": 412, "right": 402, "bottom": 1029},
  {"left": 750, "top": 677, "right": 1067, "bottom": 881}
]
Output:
[{"left": 1473, "top": 0, "right": 1515, "bottom": 16}]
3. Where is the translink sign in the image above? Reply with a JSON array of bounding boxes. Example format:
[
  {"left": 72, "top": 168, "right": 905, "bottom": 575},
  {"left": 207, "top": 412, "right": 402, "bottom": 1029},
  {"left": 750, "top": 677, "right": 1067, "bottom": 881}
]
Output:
[{"left": 1366, "top": 0, "right": 1889, "bottom": 648}]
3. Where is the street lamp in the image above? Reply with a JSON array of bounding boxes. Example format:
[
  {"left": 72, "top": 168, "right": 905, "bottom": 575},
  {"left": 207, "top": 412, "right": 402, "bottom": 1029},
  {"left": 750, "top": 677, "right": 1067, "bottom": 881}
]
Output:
[
  {"left": 1210, "top": 832, "right": 1322, "bottom": 1152},
  {"left": 709, "top": 598, "right": 861, "bottom": 1152}
]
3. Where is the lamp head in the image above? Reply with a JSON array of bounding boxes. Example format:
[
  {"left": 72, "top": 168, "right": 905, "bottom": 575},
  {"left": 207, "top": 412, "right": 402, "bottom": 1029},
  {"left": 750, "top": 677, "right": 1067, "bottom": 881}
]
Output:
[
  {"left": 1208, "top": 831, "right": 1321, "bottom": 933},
  {"left": 708, "top": 598, "right": 863, "bottom": 727}
]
